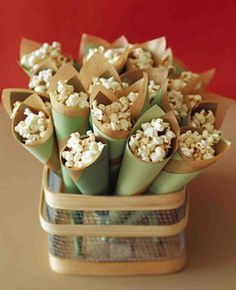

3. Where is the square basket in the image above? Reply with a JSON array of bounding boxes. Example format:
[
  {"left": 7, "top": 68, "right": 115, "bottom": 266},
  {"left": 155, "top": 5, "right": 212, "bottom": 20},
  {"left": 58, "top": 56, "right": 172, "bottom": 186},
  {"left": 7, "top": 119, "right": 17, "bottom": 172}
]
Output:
[{"left": 39, "top": 167, "right": 188, "bottom": 275}]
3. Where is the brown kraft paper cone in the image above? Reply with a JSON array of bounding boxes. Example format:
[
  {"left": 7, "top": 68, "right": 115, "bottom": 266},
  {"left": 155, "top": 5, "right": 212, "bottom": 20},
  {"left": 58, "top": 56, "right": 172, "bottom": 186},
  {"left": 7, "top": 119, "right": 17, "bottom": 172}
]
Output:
[{"left": 1, "top": 88, "right": 50, "bottom": 118}]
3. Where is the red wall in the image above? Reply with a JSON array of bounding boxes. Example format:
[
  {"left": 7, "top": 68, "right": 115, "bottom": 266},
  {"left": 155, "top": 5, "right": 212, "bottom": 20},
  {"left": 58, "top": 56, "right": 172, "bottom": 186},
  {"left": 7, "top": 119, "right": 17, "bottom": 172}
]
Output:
[{"left": 0, "top": 0, "right": 236, "bottom": 99}]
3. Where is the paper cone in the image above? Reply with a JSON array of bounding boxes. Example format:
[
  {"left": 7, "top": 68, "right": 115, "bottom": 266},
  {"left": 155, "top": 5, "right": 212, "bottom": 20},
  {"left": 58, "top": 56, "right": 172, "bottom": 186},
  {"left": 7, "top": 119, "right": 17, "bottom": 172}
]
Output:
[
  {"left": 180, "top": 68, "right": 215, "bottom": 96},
  {"left": 12, "top": 94, "right": 61, "bottom": 175},
  {"left": 30, "top": 58, "right": 58, "bottom": 76},
  {"left": 154, "top": 69, "right": 216, "bottom": 126},
  {"left": 187, "top": 99, "right": 229, "bottom": 130},
  {"left": 115, "top": 71, "right": 150, "bottom": 120},
  {"left": 79, "top": 34, "right": 129, "bottom": 73},
  {"left": 48, "top": 62, "right": 90, "bottom": 150},
  {"left": 126, "top": 37, "right": 173, "bottom": 71},
  {"left": 79, "top": 33, "right": 129, "bottom": 59},
  {"left": 148, "top": 126, "right": 231, "bottom": 194},
  {"left": 90, "top": 74, "right": 149, "bottom": 182},
  {"left": 19, "top": 38, "right": 73, "bottom": 76},
  {"left": 120, "top": 67, "right": 168, "bottom": 107},
  {"left": 1, "top": 88, "right": 50, "bottom": 118},
  {"left": 79, "top": 52, "right": 123, "bottom": 93},
  {"left": 61, "top": 138, "right": 110, "bottom": 195},
  {"left": 115, "top": 105, "right": 180, "bottom": 196},
  {"left": 90, "top": 86, "right": 129, "bottom": 178}
]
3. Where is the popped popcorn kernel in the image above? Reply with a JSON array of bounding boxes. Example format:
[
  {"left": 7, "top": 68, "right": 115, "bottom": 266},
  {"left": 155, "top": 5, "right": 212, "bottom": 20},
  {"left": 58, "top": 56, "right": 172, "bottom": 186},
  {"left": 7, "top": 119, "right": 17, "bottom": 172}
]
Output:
[
  {"left": 11, "top": 101, "right": 22, "bottom": 119},
  {"left": 14, "top": 108, "right": 50, "bottom": 145},
  {"left": 148, "top": 80, "right": 161, "bottom": 101},
  {"left": 127, "top": 47, "right": 154, "bottom": 69},
  {"left": 20, "top": 42, "right": 69, "bottom": 73},
  {"left": 62, "top": 131, "right": 105, "bottom": 169},
  {"left": 50, "top": 80, "right": 89, "bottom": 108},
  {"left": 179, "top": 129, "right": 221, "bottom": 161},
  {"left": 180, "top": 71, "right": 199, "bottom": 83},
  {"left": 29, "top": 69, "right": 54, "bottom": 94},
  {"left": 85, "top": 46, "right": 121, "bottom": 65},
  {"left": 88, "top": 76, "right": 122, "bottom": 93},
  {"left": 187, "top": 94, "right": 202, "bottom": 108},
  {"left": 129, "top": 118, "right": 175, "bottom": 163}
]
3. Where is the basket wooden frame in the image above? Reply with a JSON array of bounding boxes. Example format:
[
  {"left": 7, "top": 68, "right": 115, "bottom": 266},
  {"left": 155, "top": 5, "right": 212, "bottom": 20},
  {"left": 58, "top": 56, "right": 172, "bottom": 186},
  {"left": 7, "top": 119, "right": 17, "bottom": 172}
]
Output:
[{"left": 40, "top": 167, "right": 188, "bottom": 275}]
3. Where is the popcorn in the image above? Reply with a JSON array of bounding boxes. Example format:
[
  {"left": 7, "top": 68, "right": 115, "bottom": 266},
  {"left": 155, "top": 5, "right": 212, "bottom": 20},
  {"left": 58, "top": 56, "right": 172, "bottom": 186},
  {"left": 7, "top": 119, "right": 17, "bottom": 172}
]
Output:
[
  {"left": 88, "top": 76, "right": 122, "bottom": 93},
  {"left": 129, "top": 118, "right": 175, "bottom": 162},
  {"left": 62, "top": 131, "right": 105, "bottom": 168},
  {"left": 14, "top": 108, "right": 49, "bottom": 145},
  {"left": 127, "top": 47, "right": 154, "bottom": 69},
  {"left": 85, "top": 46, "right": 121, "bottom": 64},
  {"left": 29, "top": 69, "right": 54, "bottom": 94},
  {"left": 11, "top": 101, "right": 22, "bottom": 119},
  {"left": 91, "top": 97, "right": 132, "bottom": 131},
  {"left": 167, "top": 71, "right": 202, "bottom": 120},
  {"left": 20, "top": 42, "right": 69, "bottom": 73},
  {"left": 168, "top": 79, "right": 187, "bottom": 91},
  {"left": 180, "top": 71, "right": 199, "bottom": 83},
  {"left": 167, "top": 90, "right": 188, "bottom": 119},
  {"left": 148, "top": 80, "right": 161, "bottom": 101},
  {"left": 186, "top": 94, "right": 202, "bottom": 108},
  {"left": 191, "top": 109, "right": 220, "bottom": 134},
  {"left": 168, "top": 71, "right": 199, "bottom": 91},
  {"left": 51, "top": 80, "right": 89, "bottom": 108},
  {"left": 127, "top": 91, "right": 138, "bottom": 103},
  {"left": 179, "top": 129, "right": 221, "bottom": 160}
]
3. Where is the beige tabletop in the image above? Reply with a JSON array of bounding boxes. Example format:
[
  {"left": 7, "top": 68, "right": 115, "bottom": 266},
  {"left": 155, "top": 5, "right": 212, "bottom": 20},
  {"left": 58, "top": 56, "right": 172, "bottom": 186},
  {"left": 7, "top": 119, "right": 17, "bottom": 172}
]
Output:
[{"left": 0, "top": 103, "right": 236, "bottom": 290}]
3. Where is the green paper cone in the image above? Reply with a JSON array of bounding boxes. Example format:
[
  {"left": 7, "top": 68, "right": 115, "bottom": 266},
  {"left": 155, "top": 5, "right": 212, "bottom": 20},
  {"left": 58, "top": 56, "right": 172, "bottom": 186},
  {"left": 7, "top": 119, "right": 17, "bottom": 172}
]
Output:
[
  {"left": 115, "top": 105, "right": 179, "bottom": 196},
  {"left": 61, "top": 139, "right": 110, "bottom": 196},
  {"left": 148, "top": 128, "right": 231, "bottom": 195}
]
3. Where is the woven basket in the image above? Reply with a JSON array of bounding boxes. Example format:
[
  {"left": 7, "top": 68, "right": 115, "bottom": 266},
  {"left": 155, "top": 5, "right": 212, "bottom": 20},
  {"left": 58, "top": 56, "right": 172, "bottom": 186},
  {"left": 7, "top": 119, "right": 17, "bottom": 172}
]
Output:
[{"left": 40, "top": 167, "right": 188, "bottom": 275}]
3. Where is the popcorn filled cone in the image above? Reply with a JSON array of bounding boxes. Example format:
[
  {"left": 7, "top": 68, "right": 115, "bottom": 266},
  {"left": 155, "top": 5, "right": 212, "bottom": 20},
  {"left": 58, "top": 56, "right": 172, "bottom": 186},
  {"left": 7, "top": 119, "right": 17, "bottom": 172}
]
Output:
[
  {"left": 125, "top": 37, "right": 173, "bottom": 71},
  {"left": 79, "top": 52, "right": 123, "bottom": 94},
  {"left": 48, "top": 62, "right": 90, "bottom": 149},
  {"left": 148, "top": 127, "right": 231, "bottom": 194},
  {"left": 60, "top": 134, "right": 110, "bottom": 195},
  {"left": 12, "top": 94, "right": 61, "bottom": 176},
  {"left": 155, "top": 69, "right": 216, "bottom": 126},
  {"left": 187, "top": 100, "right": 229, "bottom": 130},
  {"left": 48, "top": 63, "right": 91, "bottom": 192},
  {"left": 79, "top": 34, "right": 129, "bottom": 73},
  {"left": 120, "top": 67, "right": 168, "bottom": 106},
  {"left": 90, "top": 72, "right": 149, "bottom": 183},
  {"left": 19, "top": 38, "right": 73, "bottom": 77},
  {"left": 1, "top": 88, "right": 50, "bottom": 119},
  {"left": 115, "top": 105, "right": 179, "bottom": 196}
]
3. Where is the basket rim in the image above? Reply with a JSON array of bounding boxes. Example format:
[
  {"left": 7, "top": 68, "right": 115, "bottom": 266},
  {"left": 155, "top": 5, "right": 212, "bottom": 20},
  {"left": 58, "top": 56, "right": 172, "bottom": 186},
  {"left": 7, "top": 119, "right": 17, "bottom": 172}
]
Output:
[
  {"left": 44, "top": 167, "right": 187, "bottom": 211},
  {"left": 39, "top": 187, "right": 189, "bottom": 237},
  {"left": 48, "top": 251, "right": 187, "bottom": 276}
]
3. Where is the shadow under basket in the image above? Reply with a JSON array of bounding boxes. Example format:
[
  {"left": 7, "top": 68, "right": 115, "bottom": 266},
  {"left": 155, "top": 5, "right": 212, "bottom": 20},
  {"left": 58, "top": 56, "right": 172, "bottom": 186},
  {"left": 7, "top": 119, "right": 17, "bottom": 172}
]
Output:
[{"left": 40, "top": 167, "right": 189, "bottom": 276}]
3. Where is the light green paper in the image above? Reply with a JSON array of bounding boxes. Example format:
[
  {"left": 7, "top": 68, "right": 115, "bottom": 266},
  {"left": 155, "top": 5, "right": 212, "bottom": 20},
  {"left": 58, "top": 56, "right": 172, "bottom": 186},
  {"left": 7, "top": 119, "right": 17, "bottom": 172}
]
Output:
[
  {"left": 148, "top": 170, "right": 202, "bottom": 194},
  {"left": 148, "top": 151, "right": 202, "bottom": 194},
  {"left": 26, "top": 134, "right": 53, "bottom": 165},
  {"left": 92, "top": 124, "right": 127, "bottom": 160},
  {"left": 61, "top": 166, "right": 80, "bottom": 193},
  {"left": 66, "top": 145, "right": 110, "bottom": 195},
  {"left": 150, "top": 85, "right": 165, "bottom": 109},
  {"left": 52, "top": 109, "right": 89, "bottom": 145}
]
